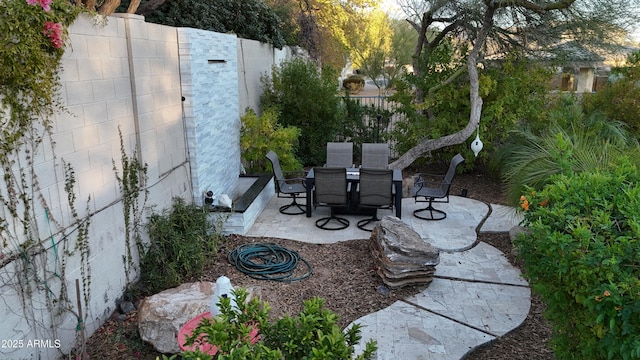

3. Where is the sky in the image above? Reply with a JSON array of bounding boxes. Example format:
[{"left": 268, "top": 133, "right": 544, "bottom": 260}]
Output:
[{"left": 379, "top": 0, "right": 405, "bottom": 19}]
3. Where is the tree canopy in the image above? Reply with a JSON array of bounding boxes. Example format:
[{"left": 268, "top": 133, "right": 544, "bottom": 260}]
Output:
[
  {"left": 137, "top": 0, "right": 288, "bottom": 48},
  {"left": 388, "top": 0, "right": 640, "bottom": 169}
]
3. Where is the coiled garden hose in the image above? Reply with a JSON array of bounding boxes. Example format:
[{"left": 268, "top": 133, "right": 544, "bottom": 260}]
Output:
[{"left": 228, "top": 243, "right": 312, "bottom": 282}]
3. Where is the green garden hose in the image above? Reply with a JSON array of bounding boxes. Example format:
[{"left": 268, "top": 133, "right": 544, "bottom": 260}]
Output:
[{"left": 228, "top": 243, "right": 312, "bottom": 282}]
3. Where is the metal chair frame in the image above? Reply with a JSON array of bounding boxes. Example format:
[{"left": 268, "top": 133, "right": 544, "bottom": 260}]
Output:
[
  {"left": 266, "top": 150, "right": 306, "bottom": 215},
  {"left": 412, "top": 154, "right": 465, "bottom": 221}
]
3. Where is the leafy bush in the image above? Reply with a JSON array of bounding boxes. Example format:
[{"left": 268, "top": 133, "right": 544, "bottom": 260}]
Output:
[
  {"left": 339, "top": 95, "right": 393, "bottom": 162},
  {"left": 183, "top": 288, "right": 377, "bottom": 360},
  {"left": 582, "top": 50, "right": 640, "bottom": 138},
  {"left": 516, "top": 161, "right": 640, "bottom": 359},
  {"left": 240, "top": 108, "right": 301, "bottom": 173},
  {"left": 498, "top": 94, "right": 640, "bottom": 204},
  {"left": 144, "top": 0, "right": 286, "bottom": 48},
  {"left": 142, "top": 197, "right": 221, "bottom": 293},
  {"left": 342, "top": 74, "right": 365, "bottom": 93},
  {"left": 261, "top": 58, "right": 343, "bottom": 165}
]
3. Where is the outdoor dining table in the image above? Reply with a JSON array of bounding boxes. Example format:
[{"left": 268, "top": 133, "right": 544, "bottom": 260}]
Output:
[{"left": 305, "top": 167, "right": 403, "bottom": 218}]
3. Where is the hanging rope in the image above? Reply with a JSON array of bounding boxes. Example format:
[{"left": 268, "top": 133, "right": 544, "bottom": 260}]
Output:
[{"left": 228, "top": 243, "right": 312, "bottom": 282}]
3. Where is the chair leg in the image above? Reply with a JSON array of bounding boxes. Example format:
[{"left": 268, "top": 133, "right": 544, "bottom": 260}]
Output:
[
  {"left": 357, "top": 212, "right": 380, "bottom": 232},
  {"left": 315, "top": 209, "right": 349, "bottom": 230},
  {"left": 413, "top": 199, "right": 447, "bottom": 220},
  {"left": 279, "top": 194, "right": 305, "bottom": 215}
]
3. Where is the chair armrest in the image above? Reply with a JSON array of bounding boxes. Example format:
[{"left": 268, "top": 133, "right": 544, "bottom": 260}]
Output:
[
  {"left": 281, "top": 177, "right": 307, "bottom": 188},
  {"left": 413, "top": 173, "right": 445, "bottom": 187}
]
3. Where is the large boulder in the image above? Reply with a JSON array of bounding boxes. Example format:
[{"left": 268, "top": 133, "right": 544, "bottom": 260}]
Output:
[
  {"left": 370, "top": 216, "right": 440, "bottom": 288},
  {"left": 137, "top": 282, "right": 258, "bottom": 354}
]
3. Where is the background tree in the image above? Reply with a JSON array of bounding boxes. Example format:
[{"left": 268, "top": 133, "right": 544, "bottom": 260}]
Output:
[
  {"left": 140, "top": 0, "right": 287, "bottom": 48},
  {"left": 388, "top": 0, "right": 640, "bottom": 170},
  {"left": 346, "top": 7, "right": 393, "bottom": 92},
  {"left": 345, "top": 12, "right": 417, "bottom": 94},
  {"left": 281, "top": 0, "right": 384, "bottom": 69}
]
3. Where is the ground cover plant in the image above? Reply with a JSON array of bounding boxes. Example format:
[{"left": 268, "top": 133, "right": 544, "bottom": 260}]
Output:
[
  {"left": 182, "top": 289, "right": 377, "bottom": 359},
  {"left": 516, "top": 161, "right": 640, "bottom": 359}
]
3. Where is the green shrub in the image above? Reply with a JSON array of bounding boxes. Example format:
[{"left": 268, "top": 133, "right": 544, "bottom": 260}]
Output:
[
  {"left": 390, "top": 52, "right": 551, "bottom": 166},
  {"left": 261, "top": 58, "right": 343, "bottom": 165},
  {"left": 339, "top": 95, "right": 393, "bottom": 162},
  {"left": 240, "top": 108, "right": 301, "bottom": 173},
  {"left": 516, "top": 161, "right": 640, "bottom": 359},
  {"left": 498, "top": 95, "right": 640, "bottom": 204},
  {"left": 342, "top": 75, "right": 365, "bottom": 93},
  {"left": 183, "top": 288, "right": 377, "bottom": 360},
  {"left": 142, "top": 197, "right": 221, "bottom": 294},
  {"left": 583, "top": 50, "right": 640, "bottom": 138}
]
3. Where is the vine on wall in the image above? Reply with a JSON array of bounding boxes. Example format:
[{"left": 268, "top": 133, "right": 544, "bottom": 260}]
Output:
[
  {"left": 113, "top": 128, "right": 149, "bottom": 289},
  {"left": 0, "top": 0, "right": 93, "bottom": 356}
]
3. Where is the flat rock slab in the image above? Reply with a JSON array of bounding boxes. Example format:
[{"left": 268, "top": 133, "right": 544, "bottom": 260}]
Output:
[{"left": 347, "top": 301, "right": 495, "bottom": 360}]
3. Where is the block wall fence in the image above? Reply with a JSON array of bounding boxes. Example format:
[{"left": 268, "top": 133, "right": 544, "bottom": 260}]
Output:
[{"left": 0, "top": 13, "right": 292, "bottom": 359}]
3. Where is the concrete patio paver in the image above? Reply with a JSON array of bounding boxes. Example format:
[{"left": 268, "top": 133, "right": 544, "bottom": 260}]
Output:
[{"left": 244, "top": 194, "right": 529, "bottom": 359}]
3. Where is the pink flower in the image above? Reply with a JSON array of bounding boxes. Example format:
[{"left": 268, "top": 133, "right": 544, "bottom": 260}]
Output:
[
  {"left": 39, "top": 0, "right": 52, "bottom": 12},
  {"left": 43, "top": 21, "right": 64, "bottom": 49},
  {"left": 26, "top": 0, "right": 52, "bottom": 11}
]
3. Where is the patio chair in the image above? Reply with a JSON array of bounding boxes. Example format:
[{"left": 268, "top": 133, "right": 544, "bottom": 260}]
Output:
[
  {"left": 266, "top": 150, "right": 306, "bottom": 215},
  {"left": 356, "top": 168, "right": 394, "bottom": 231},
  {"left": 361, "top": 143, "right": 389, "bottom": 169},
  {"left": 326, "top": 142, "right": 354, "bottom": 167},
  {"left": 411, "top": 153, "right": 465, "bottom": 220},
  {"left": 313, "top": 167, "right": 350, "bottom": 230}
]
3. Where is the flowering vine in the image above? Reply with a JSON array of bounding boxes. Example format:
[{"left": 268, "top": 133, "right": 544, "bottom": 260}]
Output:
[
  {"left": 43, "top": 21, "right": 64, "bottom": 48},
  {"left": 1, "top": 0, "right": 84, "bottom": 354},
  {"left": 27, "top": 0, "right": 53, "bottom": 12}
]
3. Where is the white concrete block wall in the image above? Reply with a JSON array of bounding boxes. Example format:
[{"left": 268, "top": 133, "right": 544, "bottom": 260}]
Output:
[
  {"left": 0, "top": 14, "right": 190, "bottom": 359},
  {"left": 237, "top": 40, "right": 297, "bottom": 116},
  {"left": 238, "top": 39, "right": 274, "bottom": 115},
  {"left": 178, "top": 28, "right": 241, "bottom": 204}
]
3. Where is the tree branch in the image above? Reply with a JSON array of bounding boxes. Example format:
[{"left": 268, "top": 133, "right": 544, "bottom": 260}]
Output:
[
  {"left": 491, "top": 0, "right": 576, "bottom": 12},
  {"left": 389, "top": 2, "right": 497, "bottom": 170}
]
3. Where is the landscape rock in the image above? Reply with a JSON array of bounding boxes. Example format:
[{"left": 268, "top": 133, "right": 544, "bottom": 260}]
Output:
[
  {"left": 117, "top": 300, "right": 136, "bottom": 315},
  {"left": 137, "top": 282, "right": 259, "bottom": 354},
  {"left": 370, "top": 216, "right": 439, "bottom": 289}
]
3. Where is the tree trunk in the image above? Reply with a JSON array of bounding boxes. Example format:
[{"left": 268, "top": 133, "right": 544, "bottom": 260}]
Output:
[
  {"left": 389, "top": 5, "right": 496, "bottom": 170},
  {"left": 127, "top": 0, "right": 141, "bottom": 13},
  {"left": 98, "top": 0, "right": 121, "bottom": 15}
]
